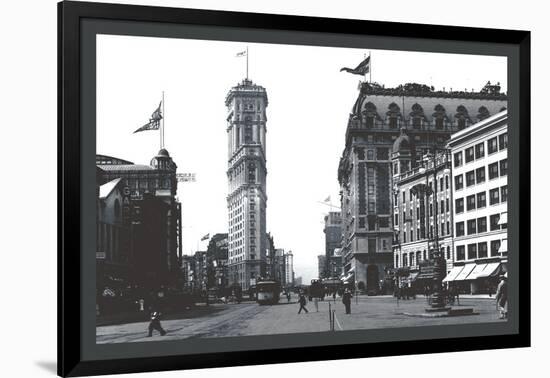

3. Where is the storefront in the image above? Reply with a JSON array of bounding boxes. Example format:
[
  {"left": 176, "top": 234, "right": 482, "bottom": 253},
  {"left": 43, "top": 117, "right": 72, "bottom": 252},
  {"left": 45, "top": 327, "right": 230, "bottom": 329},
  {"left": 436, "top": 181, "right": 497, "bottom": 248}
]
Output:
[{"left": 443, "top": 261, "right": 505, "bottom": 294}]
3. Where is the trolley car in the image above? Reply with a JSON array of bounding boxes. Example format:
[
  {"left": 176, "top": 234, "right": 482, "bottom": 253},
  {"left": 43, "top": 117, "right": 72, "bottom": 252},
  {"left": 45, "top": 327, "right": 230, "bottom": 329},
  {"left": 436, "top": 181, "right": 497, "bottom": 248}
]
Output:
[{"left": 256, "top": 280, "right": 281, "bottom": 305}]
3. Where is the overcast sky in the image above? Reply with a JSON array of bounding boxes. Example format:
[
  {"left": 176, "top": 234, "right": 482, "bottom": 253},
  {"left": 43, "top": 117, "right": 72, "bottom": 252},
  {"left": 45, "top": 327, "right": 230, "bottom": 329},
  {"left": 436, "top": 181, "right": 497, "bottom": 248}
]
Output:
[{"left": 97, "top": 35, "right": 507, "bottom": 283}]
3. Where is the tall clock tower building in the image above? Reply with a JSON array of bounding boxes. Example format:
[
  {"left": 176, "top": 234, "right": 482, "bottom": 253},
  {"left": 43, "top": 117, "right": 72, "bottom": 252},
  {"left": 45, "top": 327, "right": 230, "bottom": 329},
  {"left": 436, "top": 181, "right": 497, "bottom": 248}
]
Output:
[{"left": 225, "top": 78, "right": 269, "bottom": 290}]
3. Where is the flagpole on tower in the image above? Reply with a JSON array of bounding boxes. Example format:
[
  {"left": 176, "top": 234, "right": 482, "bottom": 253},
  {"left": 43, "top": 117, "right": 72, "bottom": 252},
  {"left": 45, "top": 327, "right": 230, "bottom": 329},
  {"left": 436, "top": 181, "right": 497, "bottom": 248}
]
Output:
[
  {"left": 161, "top": 91, "right": 165, "bottom": 149},
  {"left": 246, "top": 46, "right": 249, "bottom": 80}
]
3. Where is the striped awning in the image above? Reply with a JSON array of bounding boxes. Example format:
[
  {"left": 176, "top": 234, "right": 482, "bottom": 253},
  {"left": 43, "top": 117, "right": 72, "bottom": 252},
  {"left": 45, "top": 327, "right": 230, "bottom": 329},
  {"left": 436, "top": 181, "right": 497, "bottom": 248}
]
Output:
[{"left": 442, "top": 266, "right": 465, "bottom": 282}]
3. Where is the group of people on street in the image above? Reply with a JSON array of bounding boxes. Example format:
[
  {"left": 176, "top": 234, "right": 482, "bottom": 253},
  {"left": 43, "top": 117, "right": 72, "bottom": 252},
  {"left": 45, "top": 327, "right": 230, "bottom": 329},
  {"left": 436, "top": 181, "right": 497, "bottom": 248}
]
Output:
[{"left": 297, "top": 289, "right": 354, "bottom": 315}]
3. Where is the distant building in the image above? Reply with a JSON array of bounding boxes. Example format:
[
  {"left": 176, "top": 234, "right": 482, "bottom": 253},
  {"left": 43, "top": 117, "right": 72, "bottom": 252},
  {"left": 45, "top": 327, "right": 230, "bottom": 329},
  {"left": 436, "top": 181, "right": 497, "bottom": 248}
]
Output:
[
  {"left": 206, "top": 233, "right": 229, "bottom": 293},
  {"left": 445, "top": 111, "right": 508, "bottom": 294},
  {"left": 329, "top": 248, "right": 344, "bottom": 279},
  {"left": 193, "top": 251, "right": 208, "bottom": 291},
  {"left": 272, "top": 248, "right": 287, "bottom": 284},
  {"left": 294, "top": 276, "right": 303, "bottom": 286},
  {"left": 323, "top": 212, "right": 342, "bottom": 278},
  {"left": 180, "top": 255, "right": 195, "bottom": 290},
  {"left": 226, "top": 79, "right": 269, "bottom": 290},
  {"left": 317, "top": 255, "right": 327, "bottom": 279},
  {"left": 338, "top": 81, "right": 507, "bottom": 293},
  {"left": 284, "top": 251, "right": 294, "bottom": 286}
]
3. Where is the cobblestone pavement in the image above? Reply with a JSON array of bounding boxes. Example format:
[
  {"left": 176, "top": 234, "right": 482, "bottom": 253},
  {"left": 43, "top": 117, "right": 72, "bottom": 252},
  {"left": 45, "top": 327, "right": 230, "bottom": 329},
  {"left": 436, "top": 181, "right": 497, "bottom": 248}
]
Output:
[{"left": 96, "top": 294, "right": 505, "bottom": 344}]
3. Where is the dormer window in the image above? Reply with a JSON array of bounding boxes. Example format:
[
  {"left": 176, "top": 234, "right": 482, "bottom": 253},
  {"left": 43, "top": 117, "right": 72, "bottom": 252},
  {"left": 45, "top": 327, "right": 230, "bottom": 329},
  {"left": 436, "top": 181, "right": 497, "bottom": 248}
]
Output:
[{"left": 366, "top": 116, "right": 374, "bottom": 128}]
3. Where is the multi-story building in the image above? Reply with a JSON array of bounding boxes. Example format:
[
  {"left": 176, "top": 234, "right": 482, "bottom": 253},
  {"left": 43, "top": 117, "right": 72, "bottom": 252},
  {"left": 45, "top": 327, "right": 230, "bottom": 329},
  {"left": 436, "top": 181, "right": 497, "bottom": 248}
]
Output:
[
  {"left": 272, "top": 248, "right": 287, "bottom": 284},
  {"left": 330, "top": 248, "right": 344, "bottom": 278},
  {"left": 193, "top": 251, "right": 208, "bottom": 291},
  {"left": 338, "top": 81, "right": 507, "bottom": 293},
  {"left": 324, "top": 211, "right": 342, "bottom": 278},
  {"left": 206, "top": 233, "right": 229, "bottom": 293},
  {"left": 318, "top": 255, "right": 327, "bottom": 279},
  {"left": 284, "top": 251, "right": 294, "bottom": 286},
  {"left": 444, "top": 111, "right": 508, "bottom": 294},
  {"left": 226, "top": 78, "right": 269, "bottom": 290},
  {"left": 391, "top": 135, "right": 453, "bottom": 290},
  {"left": 180, "top": 255, "right": 195, "bottom": 290},
  {"left": 96, "top": 150, "right": 182, "bottom": 291}
]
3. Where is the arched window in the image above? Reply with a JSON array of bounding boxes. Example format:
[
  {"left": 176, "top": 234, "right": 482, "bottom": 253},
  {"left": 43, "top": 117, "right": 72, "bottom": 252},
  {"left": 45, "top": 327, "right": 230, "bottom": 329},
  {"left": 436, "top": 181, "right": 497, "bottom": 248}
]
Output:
[{"left": 386, "top": 102, "right": 401, "bottom": 129}]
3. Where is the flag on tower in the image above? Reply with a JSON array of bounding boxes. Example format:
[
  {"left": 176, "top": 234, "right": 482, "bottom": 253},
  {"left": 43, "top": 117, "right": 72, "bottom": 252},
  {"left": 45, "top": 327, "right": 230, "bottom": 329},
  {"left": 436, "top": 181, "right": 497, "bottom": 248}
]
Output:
[
  {"left": 340, "top": 55, "right": 370, "bottom": 76},
  {"left": 324, "top": 196, "right": 331, "bottom": 203},
  {"left": 200, "top": 233, "right": 210, "bottom": 241},
  {"left": 236, "top": 50, "right": 247, "bottom": 57},
  {"left": 134, "top": 101, "right": 163, "bottom": 133}
]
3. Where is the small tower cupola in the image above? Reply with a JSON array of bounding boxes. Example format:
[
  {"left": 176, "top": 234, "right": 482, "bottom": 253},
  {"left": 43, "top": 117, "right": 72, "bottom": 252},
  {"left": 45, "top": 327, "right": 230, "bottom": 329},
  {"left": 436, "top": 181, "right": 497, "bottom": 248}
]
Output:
[{"left": 391, "top": 128, "right": 413, "bottom": 177}]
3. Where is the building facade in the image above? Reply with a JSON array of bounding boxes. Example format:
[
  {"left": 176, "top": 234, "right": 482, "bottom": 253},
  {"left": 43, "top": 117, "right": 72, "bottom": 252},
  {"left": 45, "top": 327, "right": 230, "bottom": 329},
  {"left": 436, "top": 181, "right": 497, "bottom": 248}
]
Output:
[
  {"left": 391, "top": 133, "right": 453, "bottom": 291},
  {"left": 226, "top": 79, "right": 269, "bottom": 290},
  {"left": 96, "top": 150, "right": 182, "bottom": 291},
  {"left": 317, "top": 255, "right": 327, "bottom": 279},
  {"left": 337, "top": 82, "right": 507, "bottom": 293},
  {"left": 444, "top": 111, "right": 508, "bottom": 294},
  {"left": 324, "top": 211, "right": 342, "bottom": 278}
]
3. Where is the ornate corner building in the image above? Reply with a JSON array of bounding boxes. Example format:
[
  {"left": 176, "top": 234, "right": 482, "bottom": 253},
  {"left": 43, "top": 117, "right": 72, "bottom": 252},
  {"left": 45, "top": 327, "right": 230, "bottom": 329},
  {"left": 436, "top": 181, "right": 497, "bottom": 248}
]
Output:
[
  {"left": 337, "top": 82, "right": 507, "bottom": 293},
  {"left": 225, "top": 79, "right": 269, "bottom": 290},
  {"left": 95, "top": 149, "right": 182, "bottom": 292}
]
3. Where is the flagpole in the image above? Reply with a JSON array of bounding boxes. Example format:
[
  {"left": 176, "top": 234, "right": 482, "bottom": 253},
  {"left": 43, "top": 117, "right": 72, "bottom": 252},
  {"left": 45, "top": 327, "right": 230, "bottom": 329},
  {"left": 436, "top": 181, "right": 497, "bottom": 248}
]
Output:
[
  {"left": 369, "top": 51, "right": 372, "bottom": 84},
  {"left": 161, "top": 91, "right": 165, "bottom": 149},
  {"left": 246, "top": 46, "right": 249, "bottom": 80}
]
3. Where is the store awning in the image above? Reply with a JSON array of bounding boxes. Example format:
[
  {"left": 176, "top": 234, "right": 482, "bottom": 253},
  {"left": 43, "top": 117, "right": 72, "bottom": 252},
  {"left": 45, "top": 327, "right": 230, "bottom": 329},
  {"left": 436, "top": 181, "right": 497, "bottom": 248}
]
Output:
[
  {"left": 401, "top": 271, "right": 419, "bottom": 284},
  {"left": 342, "top": 270, "right": 355, "bottom": 283},
  {"left": 454, "top": 263, "right": 476, "bottom": 281},
  {"left": 498, "top": 212, "right": 508, "bottom": 225},
  {"left": 465, "top": 263, "right": 489, "bottom": 280},
  {"left": 498, "top": 239, "right": 508, "bottom": 254},
  {"left": 442, "top": 266, "right": 465, "bottom": 282},
  {"left": 476, "top": 262, "right": 502, "bottom": 278}
]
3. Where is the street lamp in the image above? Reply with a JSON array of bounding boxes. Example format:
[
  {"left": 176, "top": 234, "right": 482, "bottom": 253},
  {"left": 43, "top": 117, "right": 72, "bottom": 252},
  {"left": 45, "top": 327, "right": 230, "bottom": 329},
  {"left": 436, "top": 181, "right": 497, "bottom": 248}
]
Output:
[{"left": 426, "top": 147, "right": 450, "bottom": 309}]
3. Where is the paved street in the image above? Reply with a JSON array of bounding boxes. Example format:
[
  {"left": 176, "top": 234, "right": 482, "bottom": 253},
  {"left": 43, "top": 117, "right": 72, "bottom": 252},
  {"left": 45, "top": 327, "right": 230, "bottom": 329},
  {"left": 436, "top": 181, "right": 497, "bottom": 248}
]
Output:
[{"left": 96, "top": 295, "right": 505, "bottom": 344}]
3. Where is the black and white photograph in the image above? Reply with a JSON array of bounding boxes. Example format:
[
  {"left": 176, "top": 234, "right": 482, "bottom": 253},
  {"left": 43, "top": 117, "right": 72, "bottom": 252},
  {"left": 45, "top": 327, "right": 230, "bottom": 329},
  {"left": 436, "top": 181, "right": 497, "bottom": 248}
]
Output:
[{"left": 94, "top": 35, "right": 510, "bottom": 344}]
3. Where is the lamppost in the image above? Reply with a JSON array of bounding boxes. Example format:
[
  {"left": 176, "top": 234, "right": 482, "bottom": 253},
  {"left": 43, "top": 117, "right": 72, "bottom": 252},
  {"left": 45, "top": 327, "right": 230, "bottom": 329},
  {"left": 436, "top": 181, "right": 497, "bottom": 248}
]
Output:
[{"left": 419, "top": 148, "right": 450, "bottom": 309}]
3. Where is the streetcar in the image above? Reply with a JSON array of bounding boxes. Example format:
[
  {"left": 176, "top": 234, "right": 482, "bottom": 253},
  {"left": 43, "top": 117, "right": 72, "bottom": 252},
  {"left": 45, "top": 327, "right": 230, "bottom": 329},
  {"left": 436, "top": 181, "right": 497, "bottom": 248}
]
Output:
[
  {"left": 256, "top": 280, "right": 281, "bottom": 305},
  {"left": 308, "top": 279, "right": 325, "bottom": 300}
]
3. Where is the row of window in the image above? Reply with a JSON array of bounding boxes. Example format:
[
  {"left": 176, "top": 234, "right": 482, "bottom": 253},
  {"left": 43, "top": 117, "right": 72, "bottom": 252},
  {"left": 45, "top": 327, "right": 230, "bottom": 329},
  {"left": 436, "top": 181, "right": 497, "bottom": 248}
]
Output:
[
  {"left": 455, "top": 185, "right": 508, "bottom": 213},
  {"left": 454, "top": 133, "right": 508, "bottom": 168},
  {"left": 400, "top": 221, "right": 451, "bottom": 244},
  {"left": 456, "top": 240, "right": 503, "bottom": 261},
  {"left": 397, "top": 246, "right": 453, "bottom": 268},
  {"left": 357, "top": 147, "right": 390, "bottom": 161},
  {"left": 455, "top": 213, "right": 507, "bottom": 237},
  {"left": 454, "top": 159, "right": 507, "bottom": 190}
]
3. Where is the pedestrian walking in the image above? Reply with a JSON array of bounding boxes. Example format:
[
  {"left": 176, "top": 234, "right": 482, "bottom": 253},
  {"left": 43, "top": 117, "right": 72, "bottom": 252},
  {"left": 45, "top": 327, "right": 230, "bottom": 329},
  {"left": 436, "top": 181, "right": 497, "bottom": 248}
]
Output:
[
  {"left": 298, "top": 293, "right": 309, "bottom": 314},
  {"left": 313, "top": 296, "right": 319, "bottom": 312},
  {"left": 147, "top": 308, "right": 167, "bottom": 337},
  {"left": 342, "top": 289, "right": 352, "bottom": 314},
  {"left": 495, "top": 274, "right": 508, "bottom": 319},
  {"left": 286, "top": 292, "right": 291, "bottom": 303},
  {"left": 332, "top": 291, "right": 337, "bottom": 302}
]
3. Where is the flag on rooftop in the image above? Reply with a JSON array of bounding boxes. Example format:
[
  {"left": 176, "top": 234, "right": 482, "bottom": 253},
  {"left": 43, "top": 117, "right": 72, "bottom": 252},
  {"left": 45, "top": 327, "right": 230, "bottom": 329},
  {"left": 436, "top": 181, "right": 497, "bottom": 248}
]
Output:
[
  {"left": 134, "top": 101, "right": 162, "bottom": 133},
  {"left": 201, "top": 233, "right": 210, "bottom": 241},
  {"left": 340, "top": 55, "right": 370, "bottom": 76}
]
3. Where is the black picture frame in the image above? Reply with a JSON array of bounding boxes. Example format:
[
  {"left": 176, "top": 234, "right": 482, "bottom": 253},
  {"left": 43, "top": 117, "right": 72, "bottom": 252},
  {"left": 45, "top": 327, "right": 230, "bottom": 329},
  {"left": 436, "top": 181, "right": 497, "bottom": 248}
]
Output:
[{"left": 58, "top": 1, "right": 531, "bottom": 376}]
